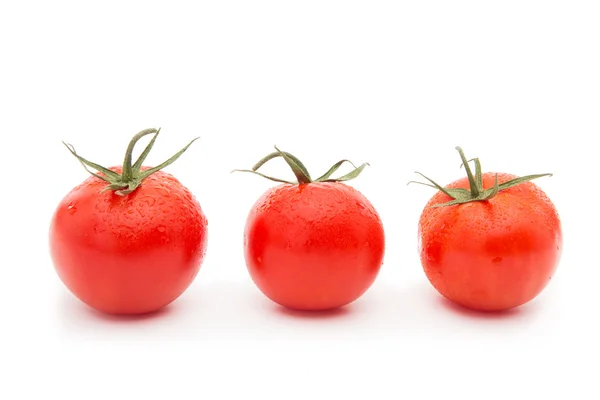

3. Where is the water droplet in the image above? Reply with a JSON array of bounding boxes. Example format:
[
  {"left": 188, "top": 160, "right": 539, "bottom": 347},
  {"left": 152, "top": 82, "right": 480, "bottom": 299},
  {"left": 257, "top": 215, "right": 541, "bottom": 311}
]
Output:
[
  {"left": 157, "top": 226, "right": 166, "bottom": 233},
  {"left": 67, "top": 202, "right": 77, "bottom": 214},
  {"left": 492, "top": 256, "right": 502, "bottom": 264},
  {"left": 142, "top": 196, "right": 156, "bottom": 207}
]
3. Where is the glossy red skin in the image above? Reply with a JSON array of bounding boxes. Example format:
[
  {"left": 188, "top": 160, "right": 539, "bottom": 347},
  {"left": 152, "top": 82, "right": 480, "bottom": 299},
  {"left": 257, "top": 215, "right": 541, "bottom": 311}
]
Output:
[
  {"left": 418, "top": 172, "right": 562, "bottom": 312},
  {"left": 49, "top": 167, "right": 208, "bottom": 315},
  {"left": 244, "top": 182, "right": 385, "bottom": 311}
]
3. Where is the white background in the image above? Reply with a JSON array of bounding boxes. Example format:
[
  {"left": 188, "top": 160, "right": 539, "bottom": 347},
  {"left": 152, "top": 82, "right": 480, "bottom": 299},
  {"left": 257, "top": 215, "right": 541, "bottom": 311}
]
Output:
[{"left": 1, "top": 1, "right": 598, "bottom": 399}]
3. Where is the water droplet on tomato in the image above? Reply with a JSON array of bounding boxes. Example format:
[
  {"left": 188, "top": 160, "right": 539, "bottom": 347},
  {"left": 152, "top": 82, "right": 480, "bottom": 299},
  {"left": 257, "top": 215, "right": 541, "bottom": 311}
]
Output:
[
  {"left": 67, "top": 202, "right": 77, "bottom": 214},
  {"left": 142, "top": 196, "right": 156, "bottom": 207},
  {"left": 157, "top": 226, "right": 166, "bottom": 233}
]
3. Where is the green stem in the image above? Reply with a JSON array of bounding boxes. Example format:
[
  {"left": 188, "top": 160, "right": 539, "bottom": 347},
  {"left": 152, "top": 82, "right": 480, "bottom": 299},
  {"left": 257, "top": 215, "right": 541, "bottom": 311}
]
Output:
[
  {"left": 252, "top": 150, "right": 312, "bottom": 181},
  {"left": 121, "top": 128, "right": 158, "bottom": 181},
  {"left": 64, "top": 127, "right": 198, "bottom": 196},
  {"left": 234, "top": 147, "right": 369, "bottom": 185},
  {"left": 132, "top": 128, "right": 161, "bottom": 171},
  {"left": 455, "top": 146, "right": 479, "bottom": 197},
  {"left": 275, "top": 146, "right": 311, "bottom": 184},
  {"left": 409, "top": 146, "right": 553, "bottom": 207}
]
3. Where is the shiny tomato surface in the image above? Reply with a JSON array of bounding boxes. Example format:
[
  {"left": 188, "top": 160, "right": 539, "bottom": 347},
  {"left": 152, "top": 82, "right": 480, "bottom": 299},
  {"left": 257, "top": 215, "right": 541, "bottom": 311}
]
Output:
[
  {"left": 418, "top": 172, "right": 562, "bottom": 311},
  {"left": 244, "top": 182, "right": 385, "bottom": 311},
  {"left": 50, "top": 167, "right": 208, "bottom": 314}
]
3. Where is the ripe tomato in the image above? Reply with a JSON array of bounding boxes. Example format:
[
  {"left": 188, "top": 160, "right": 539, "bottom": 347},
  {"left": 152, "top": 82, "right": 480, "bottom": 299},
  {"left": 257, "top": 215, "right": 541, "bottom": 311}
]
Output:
[
  {"left": 413, "top": 147, "right": 562, "bottom": 312},
  {"left": 49, "top": 128, "right": 208, "bottom": 315},
  {"left": 237, "top": 148, "right": 385, "bottom": 311}
]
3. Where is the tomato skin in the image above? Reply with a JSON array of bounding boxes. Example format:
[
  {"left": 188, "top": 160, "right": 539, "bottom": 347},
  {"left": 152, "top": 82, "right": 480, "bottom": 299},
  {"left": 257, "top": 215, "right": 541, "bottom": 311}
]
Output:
[
  {"left": 244, "top": 182, "right": 385, "bottom": 311},
  {"left": 49, "top": 167, "right": 208, "bottom": 315},
  {"left": 418, "top": 172, "right": 562, "bottom": 311}
]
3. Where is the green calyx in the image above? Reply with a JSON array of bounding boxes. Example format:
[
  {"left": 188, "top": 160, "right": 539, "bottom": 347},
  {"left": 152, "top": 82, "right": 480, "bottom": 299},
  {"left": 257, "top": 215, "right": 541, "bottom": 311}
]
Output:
[
  {"left": 409, "top": 146, "right": 552, "bottom": 208},
  {"left": 63, "top": 128, "right": 198, "bottom": 196},
  {"left": 233, "top": 146, "right": 369, "bottom": 184}
]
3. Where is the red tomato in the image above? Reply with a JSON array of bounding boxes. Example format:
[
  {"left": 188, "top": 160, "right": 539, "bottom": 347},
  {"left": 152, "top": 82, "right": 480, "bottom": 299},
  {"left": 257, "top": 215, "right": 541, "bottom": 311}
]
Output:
[
  {"left": 238, "top": 148, "right": 385, "bottom": 311},
  {"left": 414, "top": 148, "right": 562, "bottom": 312},
  {"left": 50, "top": 129, "right": 207, "bottom": 315}
]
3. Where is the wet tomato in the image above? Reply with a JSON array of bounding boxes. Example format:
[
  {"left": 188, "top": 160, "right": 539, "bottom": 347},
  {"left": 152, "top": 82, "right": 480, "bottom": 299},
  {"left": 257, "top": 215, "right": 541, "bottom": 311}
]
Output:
[
  {"left": 237, "top": 148, "right": 385, "bottom": 311},
  {"left": 412, "top": 147, "right": 562, "bottom": 312},
  {"left": 50, "top": 128, "right": 208, "bottom": 315}
]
